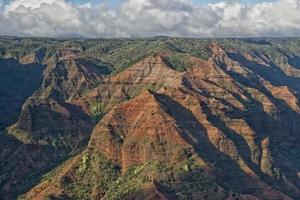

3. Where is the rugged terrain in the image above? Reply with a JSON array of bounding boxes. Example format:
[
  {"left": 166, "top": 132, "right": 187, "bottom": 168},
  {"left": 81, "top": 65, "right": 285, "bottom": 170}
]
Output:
[{"left": 0, "top": 37, "right": 299, "bottom": 200}]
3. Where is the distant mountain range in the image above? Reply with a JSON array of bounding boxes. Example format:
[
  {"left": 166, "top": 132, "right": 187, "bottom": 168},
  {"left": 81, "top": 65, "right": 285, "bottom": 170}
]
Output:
[{"left": 0, "top": 37, "right": 299, "bottom": 200}]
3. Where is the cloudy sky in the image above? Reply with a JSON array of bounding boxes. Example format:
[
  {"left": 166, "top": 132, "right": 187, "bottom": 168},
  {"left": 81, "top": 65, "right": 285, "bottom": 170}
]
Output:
[{"left": 0, "top": 0, "right": 299, "bottom": 38}]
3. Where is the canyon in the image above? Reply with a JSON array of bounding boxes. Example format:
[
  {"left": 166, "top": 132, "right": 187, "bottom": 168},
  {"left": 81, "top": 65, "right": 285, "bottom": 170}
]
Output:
[{"left": 0, "top": 37, "right": 299, "bottom": 200}]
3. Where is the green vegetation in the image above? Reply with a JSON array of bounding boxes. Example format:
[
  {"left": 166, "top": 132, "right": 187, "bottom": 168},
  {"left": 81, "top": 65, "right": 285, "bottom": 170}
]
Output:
[
  {"left": 2, "top": 37, "right": 300, "bottom": 199},
  {"left": 79, "top": 154, "right": 89, "bottom": 173},
  {"left": 2, "top": 37, "right": 300, "bottom": 75},
  {"left": 60, "top": 152, "right": 120, "bottom": 200},
  {"left": 90, "top": 101, "right": 106, "bottom": 124},
  {"left": 166, "top": 53, "right": 193, "bottom": 72},
  {"left": 103, "top": 164, "right": 151, "bottom": 200},
  {"left": 103, "top": 155, "right": 216, "bottom": 200},
  {"left": 36, "top": 151, "right": 220, "bottom": 200}
]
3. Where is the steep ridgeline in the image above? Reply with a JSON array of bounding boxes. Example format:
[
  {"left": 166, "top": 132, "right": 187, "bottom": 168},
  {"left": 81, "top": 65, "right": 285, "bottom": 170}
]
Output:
[
  {"left": 19, "top": 47, "right": 46, "bottom": 65},
  {"left": 0, "top": 58, "right": 44, "bottom": 129},
  {"left": 8, "top": 47, "right": 104, "bottom": 149},
  {"left": 85, "top": 53, "right": 182, "bottom": 120},
  {"left": 24, "top": 44, "right": 300, "bottom": 200},
  {"left": 0, "top": 47, "right": 107, "bottom": 199}
]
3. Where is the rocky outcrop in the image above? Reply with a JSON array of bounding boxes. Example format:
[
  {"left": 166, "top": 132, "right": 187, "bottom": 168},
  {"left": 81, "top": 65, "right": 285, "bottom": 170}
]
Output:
[
  {"left": 19, "top": 48, "right": 45, "bottom": 65},
  {"left": 25, "top": 46, "right": 300, "bottom": 199},
  {"left": 8, "top": 48, "right": 105, "bottom": 147},
  {"left": 1, "top": 48, "right": 107, "bottom": 198},
  {"left": 1, "top": 38, "right": 300, "bottom": 200},
  {"left": 86, "top": 53, "right": 182, "bottom": 114},
  {"left": 89, "top": 90, "right": 194, "bottom": 171},
  {"left": 42, "top": 50, "right": 103, "bottom": 100}
]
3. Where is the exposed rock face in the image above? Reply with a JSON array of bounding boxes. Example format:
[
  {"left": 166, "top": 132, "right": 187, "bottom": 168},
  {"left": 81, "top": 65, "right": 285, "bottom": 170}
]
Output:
[
  {"left": 89, "top": 90, "right": 194, "bottom": 171},
  {"left": 19, "top": 48, "right": 46, "bottom": 65},
  {"left": 24, "top": 44, "right": 300, "bottom": 200},
  {"left": 1, "top": 38, "right": 300, "bottom": 200},
  {"left": 42, "top": 49, "right": 103, "bottom": 100},
  {"left": 86, "top": 53, "right": 182, "bottom": 112},
  {"left": 1, "top": 48, "right": 106, "bottom": 198},
  {"left": 8, "top": 48, "right": 105, "bottom": 148},
  {"left": 8, "top": 98, "right": 92, "bottom": 148}
]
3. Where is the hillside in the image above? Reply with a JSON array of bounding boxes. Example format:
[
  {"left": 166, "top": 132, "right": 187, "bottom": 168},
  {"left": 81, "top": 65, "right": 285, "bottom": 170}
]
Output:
[{"left": 0, "top": 37, "right": 299, "bottom": 200}]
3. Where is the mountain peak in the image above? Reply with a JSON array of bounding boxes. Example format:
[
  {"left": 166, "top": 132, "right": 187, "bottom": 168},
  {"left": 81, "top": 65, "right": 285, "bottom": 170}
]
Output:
[
  {"left": 207, "top": 43, "right": 227, "bottom": 56},
  {"left": 89, "top": 89, "right": 193, "bottom": 171},
  {"left": 1, "top": 38, "right": 300, "bottom": 200},
  {"left": 55, "top": 47, "right": 83, "bottom": 60}
]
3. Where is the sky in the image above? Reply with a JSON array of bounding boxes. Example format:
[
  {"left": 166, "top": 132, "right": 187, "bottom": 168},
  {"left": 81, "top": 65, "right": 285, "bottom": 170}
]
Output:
[
  {"left": 0, "top": 0, "right": 299, "bottom": 38},
  {"left": 1, "top": 0, "right": 276, "bottom": 5},
  {"left": 68, "top": 0, "right": 275, "bottom": 5}
]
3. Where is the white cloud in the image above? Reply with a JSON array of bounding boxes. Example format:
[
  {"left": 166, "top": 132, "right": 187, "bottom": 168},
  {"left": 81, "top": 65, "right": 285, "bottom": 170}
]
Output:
[
  {"left": 0, "top": 0, "right": 299, "bottom": 38},
  {"left": 6, "top": 0, "right": 67, "bottom": 10}
]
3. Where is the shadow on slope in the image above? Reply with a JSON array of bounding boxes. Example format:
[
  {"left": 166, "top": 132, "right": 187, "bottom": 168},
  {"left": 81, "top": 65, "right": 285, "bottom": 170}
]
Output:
[
  {"left": 153, "top": 92, "right": 264, "bottom": 195},
  {"left": 0, "top": 58, "right": 44, "bottom": 129},
  {"left": 211, "top": 55, "right": 300, "bottom": 198}
]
